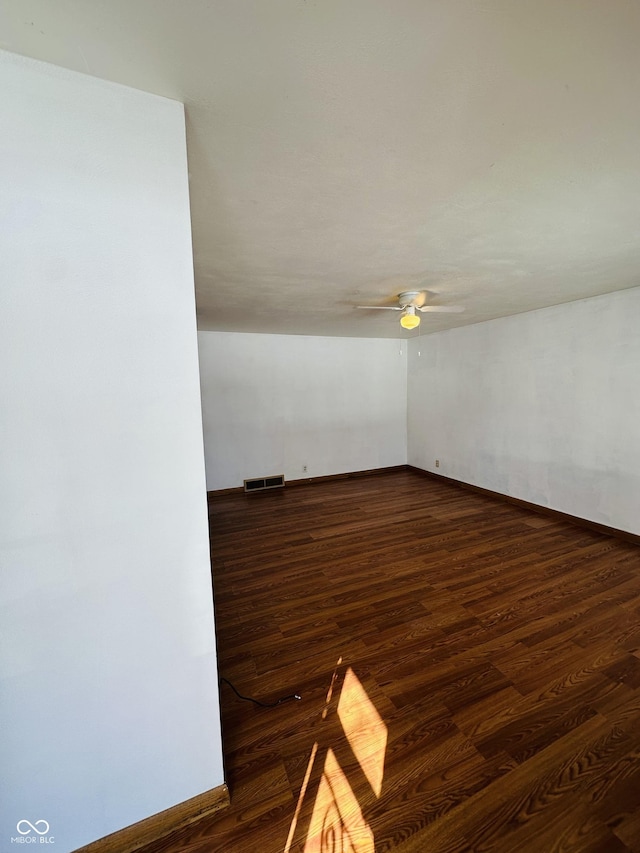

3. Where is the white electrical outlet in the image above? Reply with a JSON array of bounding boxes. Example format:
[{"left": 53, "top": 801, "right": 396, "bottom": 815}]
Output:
[
  {"left": 435, "top": 460, "right": 440, "bottom": 468},
  {"left": 303, "top": 465, "right": 307, "bottom": 472}
]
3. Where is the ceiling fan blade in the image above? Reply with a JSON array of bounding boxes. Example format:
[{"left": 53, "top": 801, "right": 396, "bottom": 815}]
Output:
[
  {"left": 417, "top": 305, "right": 465, "bottom": 313},
  {"left": 355, "top": 305, "right": 402, "bottom": 311}
]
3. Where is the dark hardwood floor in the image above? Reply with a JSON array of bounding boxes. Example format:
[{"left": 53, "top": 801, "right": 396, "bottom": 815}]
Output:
[{"left": 153, "top": 469, "right": 640, "bottom": 852}]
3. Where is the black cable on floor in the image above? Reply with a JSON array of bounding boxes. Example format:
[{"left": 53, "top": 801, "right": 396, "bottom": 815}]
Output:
[{"left": 220, "top": 677, "right": 301, "bottom": 708}]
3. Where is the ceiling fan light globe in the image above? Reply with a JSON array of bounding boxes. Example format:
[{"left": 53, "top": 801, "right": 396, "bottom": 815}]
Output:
[{"left": 400, "top": 313, "right": 420, "bottom": 330}]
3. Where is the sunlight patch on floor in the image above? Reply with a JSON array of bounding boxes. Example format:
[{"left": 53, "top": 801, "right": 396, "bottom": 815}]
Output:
[{"left": 285, "top": 661, "right": 387, "bottom": 853}]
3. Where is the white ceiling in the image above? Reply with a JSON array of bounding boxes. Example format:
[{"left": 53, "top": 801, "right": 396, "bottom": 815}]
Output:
[{"left": 2, "top": 0, "right": 640, "bottom": 338}]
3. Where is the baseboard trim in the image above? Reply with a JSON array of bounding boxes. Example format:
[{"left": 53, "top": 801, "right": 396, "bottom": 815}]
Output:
[
  {"left": 73, "top": 783, "right": 230, "bottom": 853},
  {"left": 286, "top": 464, "right": 409, "bottom": 489},
  {"left": 207, "top": 465, "right": 409, "bottom": 498},
  {"left": 408, "top": 466, "right": 640, "bottom": 547},
  {"left": 207, "top": 485, "right": 245, "bottom": 496}
]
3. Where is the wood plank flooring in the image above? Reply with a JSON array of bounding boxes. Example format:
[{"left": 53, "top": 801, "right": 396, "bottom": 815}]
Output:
[{"left": 144, "top": 469, "right": 640, "bottom": 852}]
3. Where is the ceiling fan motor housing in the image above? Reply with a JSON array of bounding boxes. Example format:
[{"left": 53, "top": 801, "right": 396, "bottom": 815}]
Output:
[{"left": 397, "top": 290, "right": 426, "bottom": 308}]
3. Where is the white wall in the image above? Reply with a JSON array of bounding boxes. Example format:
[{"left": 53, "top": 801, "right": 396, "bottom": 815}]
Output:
[
  {"left": 407, "top": 287, "right": 640, "bottom": 535},
  {"left": 0, "top": 51, "right": 223, "bottom": 851},
  {"left": 198, "top": 332, "right": 407, "bottom": 490}
]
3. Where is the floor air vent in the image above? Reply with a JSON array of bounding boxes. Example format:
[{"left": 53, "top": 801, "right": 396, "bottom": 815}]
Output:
[{"left": 244, "top": 474, "right": 285, "bottom": 493}]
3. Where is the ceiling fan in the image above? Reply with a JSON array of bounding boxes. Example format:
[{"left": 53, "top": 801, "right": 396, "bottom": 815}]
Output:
[{"left": 356, "top": 290, "right": 464, "bottom": 329}]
